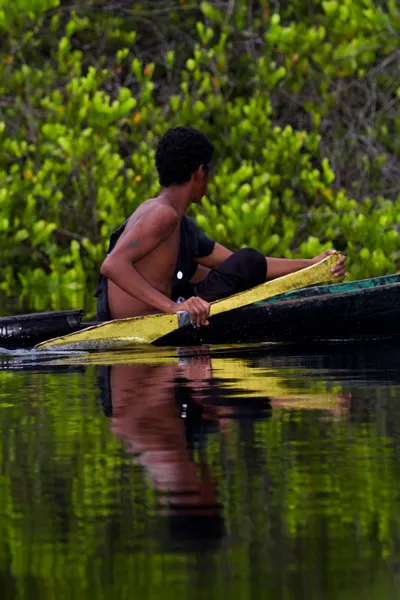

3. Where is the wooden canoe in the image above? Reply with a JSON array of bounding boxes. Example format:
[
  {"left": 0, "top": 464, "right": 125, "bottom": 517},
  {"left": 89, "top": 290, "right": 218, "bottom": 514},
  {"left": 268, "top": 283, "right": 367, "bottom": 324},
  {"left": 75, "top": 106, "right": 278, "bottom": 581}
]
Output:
[{"left": 1, "top": 273, "right": 400, "bottom": 349}]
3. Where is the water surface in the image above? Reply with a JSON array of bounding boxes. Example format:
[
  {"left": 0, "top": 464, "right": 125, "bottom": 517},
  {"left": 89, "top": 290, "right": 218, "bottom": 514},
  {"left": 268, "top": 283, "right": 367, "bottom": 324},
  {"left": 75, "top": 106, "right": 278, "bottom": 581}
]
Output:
[{"left": 1, "top": 342, "right": 400, "bottom": 599}]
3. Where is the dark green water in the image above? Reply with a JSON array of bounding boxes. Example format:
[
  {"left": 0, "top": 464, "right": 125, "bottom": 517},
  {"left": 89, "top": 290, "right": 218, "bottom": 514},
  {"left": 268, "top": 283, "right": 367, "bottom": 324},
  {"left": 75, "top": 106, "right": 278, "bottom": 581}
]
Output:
[{"left": 1, "top": 341, "right": 400, "bottom": 599}]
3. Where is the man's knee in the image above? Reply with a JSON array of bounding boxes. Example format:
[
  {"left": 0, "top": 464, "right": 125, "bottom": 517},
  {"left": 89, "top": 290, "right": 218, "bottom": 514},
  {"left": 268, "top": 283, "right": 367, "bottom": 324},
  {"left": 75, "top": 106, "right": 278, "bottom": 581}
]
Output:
[{"left": 234, "top": 247, "right": 266, "bottom": 285}]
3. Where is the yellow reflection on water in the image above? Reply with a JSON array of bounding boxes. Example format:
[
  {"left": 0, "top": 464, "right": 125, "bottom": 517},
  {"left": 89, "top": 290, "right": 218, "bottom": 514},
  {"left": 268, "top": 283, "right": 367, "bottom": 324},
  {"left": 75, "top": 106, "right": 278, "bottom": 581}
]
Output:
[{"left": 44, "top": 344, "right": 349, "bottom": 416}]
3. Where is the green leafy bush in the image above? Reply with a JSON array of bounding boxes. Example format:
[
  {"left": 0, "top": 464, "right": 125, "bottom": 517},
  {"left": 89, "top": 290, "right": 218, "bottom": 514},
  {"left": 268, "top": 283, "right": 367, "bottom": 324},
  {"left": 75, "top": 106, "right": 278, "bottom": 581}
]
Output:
[{"left": 0, "top": 0, "right": 399, "bottom": 313}]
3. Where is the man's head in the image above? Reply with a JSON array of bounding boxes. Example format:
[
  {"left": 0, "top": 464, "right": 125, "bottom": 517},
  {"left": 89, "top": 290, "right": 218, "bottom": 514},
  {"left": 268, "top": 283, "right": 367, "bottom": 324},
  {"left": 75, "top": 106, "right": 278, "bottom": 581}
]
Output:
[{"left": 155, "top": 127, "right": 214, "bottom": 202}]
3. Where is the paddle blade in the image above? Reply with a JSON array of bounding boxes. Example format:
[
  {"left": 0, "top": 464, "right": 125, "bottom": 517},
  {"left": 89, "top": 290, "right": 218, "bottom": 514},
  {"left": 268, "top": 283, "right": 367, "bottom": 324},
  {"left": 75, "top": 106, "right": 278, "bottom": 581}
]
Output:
[{"left": 35, "top": 312, "right": 179, "bottom": 350}]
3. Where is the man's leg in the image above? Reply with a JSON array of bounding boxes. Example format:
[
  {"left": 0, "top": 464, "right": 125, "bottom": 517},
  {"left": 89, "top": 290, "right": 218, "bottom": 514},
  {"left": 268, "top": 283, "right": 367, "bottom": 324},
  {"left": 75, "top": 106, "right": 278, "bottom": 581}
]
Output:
[{"left": 193, "top": 248, "right": 267, "bottom": 302}]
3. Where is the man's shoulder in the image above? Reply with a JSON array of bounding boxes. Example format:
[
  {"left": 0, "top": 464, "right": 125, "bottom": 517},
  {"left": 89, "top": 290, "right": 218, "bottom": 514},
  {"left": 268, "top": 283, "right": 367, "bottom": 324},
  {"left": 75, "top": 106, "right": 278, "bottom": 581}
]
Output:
[
  {"left": 154, "top": 202, "right": 179, "bottom": 224},
  {"left": 128, "top": 199, "right": 179, "bottom": 229}
]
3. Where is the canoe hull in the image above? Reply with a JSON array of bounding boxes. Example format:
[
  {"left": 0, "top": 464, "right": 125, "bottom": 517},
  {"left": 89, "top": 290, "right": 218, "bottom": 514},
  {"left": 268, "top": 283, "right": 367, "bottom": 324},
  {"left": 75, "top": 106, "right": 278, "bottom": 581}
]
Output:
[
  {"left": 157, "top": 282, "right": 400, "bottom": 346},
  {"left": 1, "top": 280, "right": 400, "bottom": 349},
  {"left": 0, "top": 310, "right": 83, "bottom": 349}
]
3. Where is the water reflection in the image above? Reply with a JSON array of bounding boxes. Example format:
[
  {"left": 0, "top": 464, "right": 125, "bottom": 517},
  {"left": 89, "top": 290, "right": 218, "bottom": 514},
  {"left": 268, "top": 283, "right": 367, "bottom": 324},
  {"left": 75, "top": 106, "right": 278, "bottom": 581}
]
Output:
[
  {"left": 1, "top": 343, "right": 400, "bottom": 598},
  {"left": 93, "top": 346, "right": 350, "bottom": 552},
  {"left": 100, "top": 349, "right": 225, "bottom": 551}
]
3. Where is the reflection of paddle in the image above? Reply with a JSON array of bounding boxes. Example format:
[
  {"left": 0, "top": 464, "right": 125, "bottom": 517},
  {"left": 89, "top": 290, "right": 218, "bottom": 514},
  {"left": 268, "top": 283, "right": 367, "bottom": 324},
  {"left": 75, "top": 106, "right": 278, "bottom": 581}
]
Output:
[{"left": 35, "top": 253, "right": 344, "bottom": 351}]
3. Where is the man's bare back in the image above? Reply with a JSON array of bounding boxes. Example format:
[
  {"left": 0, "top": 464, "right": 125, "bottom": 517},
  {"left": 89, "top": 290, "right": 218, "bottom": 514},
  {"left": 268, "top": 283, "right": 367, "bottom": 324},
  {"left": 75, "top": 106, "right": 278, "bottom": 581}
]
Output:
[
  {"left": 100, "top": 192, "right": 210, "bottom": 325},
  {"left": 106, "top": 198, "right": 181, "bottom": 319}
]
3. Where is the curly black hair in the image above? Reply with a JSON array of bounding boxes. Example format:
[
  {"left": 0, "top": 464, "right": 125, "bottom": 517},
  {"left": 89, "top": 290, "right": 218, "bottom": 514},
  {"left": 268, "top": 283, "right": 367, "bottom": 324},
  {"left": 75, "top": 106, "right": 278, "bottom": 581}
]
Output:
[{"left": 155, "top": 127, "right": 214, "bottom": 187}]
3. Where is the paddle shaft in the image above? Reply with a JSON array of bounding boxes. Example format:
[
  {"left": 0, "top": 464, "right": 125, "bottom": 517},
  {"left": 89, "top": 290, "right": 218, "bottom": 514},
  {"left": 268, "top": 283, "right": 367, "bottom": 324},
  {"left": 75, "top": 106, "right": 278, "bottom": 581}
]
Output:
[{"left": 209, "top": 253, "right": 344, "bottom": 317}]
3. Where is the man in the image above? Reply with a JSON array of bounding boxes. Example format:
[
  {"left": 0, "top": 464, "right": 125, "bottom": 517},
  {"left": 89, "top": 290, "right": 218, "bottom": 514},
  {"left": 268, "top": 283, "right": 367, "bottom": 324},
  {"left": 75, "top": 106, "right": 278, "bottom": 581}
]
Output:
[{"left": 96, "top": 127, "right": 346, "bottom": 326}]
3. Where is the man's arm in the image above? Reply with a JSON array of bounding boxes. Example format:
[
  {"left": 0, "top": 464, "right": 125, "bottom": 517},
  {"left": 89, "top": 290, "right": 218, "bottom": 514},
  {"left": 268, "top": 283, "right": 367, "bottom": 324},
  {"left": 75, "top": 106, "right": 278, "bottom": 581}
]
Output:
[
  {"left": 264, "top": 257, "right": 311, "bottom": 279},
  {"left": 100, "top": 205, "right": 179, "bottom": 313},
  {"left": 268, "top": 251, "right": 347, "bottom": 279},
  {"left": 194, "top": 243, "right": 233, "bottom": 269}
]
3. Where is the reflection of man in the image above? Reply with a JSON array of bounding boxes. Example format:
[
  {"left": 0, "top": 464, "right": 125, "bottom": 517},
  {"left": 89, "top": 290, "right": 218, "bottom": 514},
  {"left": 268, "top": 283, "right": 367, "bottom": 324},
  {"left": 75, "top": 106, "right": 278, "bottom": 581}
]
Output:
[
  {"left": 98, "top": 355, "right": 225, "bottom": 549},
  {"left": 96, "top": 351, "right": 350, "bottom": 547}
]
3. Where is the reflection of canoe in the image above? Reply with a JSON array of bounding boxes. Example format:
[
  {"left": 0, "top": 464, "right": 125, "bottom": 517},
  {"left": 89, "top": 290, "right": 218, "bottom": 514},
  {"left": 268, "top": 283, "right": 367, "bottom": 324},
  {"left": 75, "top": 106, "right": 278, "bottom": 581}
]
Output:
[
  {"left": 1, "top": 273, "right": 400, "bottom": 349},
  {"left": 15, "top": 348, "right": 342, "bottom": 411}
]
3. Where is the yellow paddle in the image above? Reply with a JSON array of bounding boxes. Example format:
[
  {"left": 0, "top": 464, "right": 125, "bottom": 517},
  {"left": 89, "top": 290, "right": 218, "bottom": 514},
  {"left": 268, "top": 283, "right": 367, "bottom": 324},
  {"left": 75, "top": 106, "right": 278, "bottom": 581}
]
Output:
[{"left": 35, "top": 253, "right": 344, "bottom": 351}]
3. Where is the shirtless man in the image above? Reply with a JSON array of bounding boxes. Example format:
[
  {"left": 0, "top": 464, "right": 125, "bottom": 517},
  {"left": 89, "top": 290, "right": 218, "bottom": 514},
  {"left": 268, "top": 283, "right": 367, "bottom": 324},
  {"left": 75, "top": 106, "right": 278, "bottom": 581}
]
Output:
[{"left": 96, "top": 127, "right": 347, "bottom": 326}]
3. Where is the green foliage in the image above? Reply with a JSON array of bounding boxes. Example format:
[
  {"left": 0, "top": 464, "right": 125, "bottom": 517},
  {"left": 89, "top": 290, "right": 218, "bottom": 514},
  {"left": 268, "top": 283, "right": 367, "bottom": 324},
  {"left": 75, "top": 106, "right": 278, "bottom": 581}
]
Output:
[
  {"left": 0, "top": 0, "right": 399, "bottom": 312},
  {"left": 0, "top": 0, "right": 59, "bottom": 32}
]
